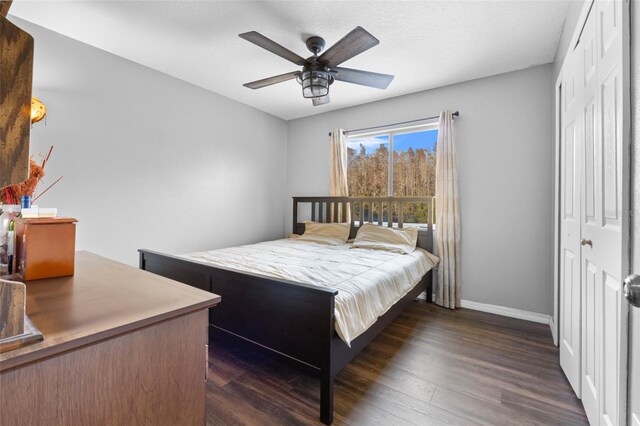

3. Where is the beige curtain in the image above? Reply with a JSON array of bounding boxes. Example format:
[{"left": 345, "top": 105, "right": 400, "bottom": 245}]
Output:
[
  {"left": 435, "top": 111, "right": 460, "bottom": 309},
  {"left": 330, "top": 129, "right": 349, "bottom": 222}
]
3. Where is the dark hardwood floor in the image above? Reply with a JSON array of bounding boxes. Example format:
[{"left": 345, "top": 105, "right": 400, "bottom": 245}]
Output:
[{"left": 206, "top": 301, "right": 588, "bottom": 425}]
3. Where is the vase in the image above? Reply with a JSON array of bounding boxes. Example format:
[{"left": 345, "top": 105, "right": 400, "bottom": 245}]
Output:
[{"left": 0, "top": 205, "right": 21, "bottom": 275}]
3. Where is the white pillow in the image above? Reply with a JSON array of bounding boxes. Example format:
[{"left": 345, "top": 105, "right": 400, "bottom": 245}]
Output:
[
  {"left": 352, "top": 223, "right": 419, "bottom": 254},
  {"left": 297, "top": 221, "right": 350, "bottom": 245}
]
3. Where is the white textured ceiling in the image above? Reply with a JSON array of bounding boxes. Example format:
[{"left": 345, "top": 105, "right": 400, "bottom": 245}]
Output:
[{"left": 9, "top": 0, "right": 571, "bottom": 120}]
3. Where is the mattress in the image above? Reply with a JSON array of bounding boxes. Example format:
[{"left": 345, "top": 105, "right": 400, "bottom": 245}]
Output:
[{"left": 181, "top": 239, "right": 439, "bottom": 345}]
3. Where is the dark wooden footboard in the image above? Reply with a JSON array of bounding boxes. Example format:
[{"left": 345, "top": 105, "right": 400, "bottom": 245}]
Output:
[
  {"left": 140, "top": 248, "right": 337, "bottom": 362},
  {"left": 139, "top": 248, "right": 338, "bottom": 423}
]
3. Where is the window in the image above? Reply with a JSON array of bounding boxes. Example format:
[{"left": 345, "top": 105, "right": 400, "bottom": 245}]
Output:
[
  {"left": 346, "top": 124, "right": 438, "bottom": 197},
  {"left": 346, "top": 124, "right": 438, "bottom": 224}
]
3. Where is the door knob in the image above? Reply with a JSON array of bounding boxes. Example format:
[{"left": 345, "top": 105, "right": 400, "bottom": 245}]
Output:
[
  {"left": 581, "top": 238, "right": 593, "bottom": 247},
  {"left": 624, "top": 274, "right": 640, "bottom": 308}
]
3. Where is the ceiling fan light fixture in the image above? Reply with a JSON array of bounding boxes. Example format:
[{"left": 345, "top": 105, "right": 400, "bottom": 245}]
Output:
[{"left": 298, "top": 70, "right": 332, "bottom": 99}]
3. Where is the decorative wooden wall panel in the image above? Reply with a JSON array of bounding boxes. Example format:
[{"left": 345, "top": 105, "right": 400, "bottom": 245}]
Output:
[
  {"left": 0, "top": 2, "right": 12, "bottom": 18},
  {"left": 0, "top": 8, "right": 33, "bottom": 188}
]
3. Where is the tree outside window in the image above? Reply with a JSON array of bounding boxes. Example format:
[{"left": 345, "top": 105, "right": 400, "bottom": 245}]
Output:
[{"left": 346, "top": 126, "right": 437, "bottom": 224}]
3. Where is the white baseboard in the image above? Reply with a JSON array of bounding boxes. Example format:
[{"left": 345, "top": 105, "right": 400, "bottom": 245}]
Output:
[
  {"left": 459, "top": 299, "right": 552, "bottom": 325},
  {"left": 549, "top": 318, "right": 558, "bottom": 346},
  {"left": 418, "top": 291, "right": 551, "bottom": 325}
]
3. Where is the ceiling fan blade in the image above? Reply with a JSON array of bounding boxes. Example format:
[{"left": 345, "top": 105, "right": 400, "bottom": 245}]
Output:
[
  {"left": 239, "top": 31, "right": 308, "bottom": 66},
  {"left": 317, "top": 27, "right": 379, "bottom": 67},
  {"left": 243, "top": 71, "right": 300, "bottom": 89},
  {"left": 312, "top": 95, "right": 330, "bottom": 106},
  {"left": 332, "top": 67, "right": 394, "bottom": 89}
]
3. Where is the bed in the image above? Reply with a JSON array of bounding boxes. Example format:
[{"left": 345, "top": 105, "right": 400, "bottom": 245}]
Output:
[{"left": 138, "top": 196, "right": 436, "bottom": 424}]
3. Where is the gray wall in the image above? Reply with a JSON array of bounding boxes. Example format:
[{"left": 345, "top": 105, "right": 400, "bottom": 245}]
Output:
[
  {"left": 14, "top": 17, "right": 288, "bottom": 266},
  {"left": 287, "top": 65, "right": 555, "bottom": 315}
]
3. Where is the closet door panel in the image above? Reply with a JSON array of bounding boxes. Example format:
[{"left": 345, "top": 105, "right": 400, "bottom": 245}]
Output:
[
  {"left": 602, "top": 273, "right": 621, "bottom": 426},
  {"left": 560, "top": 43, "right": 583, "bottom": 396},
  {"left": 584, "top": 0, "right": 629, "bottom": 424},
  {"left": 580, "top": 9, "right": 600, "bottom": 422}
]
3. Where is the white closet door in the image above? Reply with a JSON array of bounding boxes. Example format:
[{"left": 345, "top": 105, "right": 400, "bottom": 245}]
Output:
[
  {"left": 559, "top": 32, "right": 584, "bottom": 396},
  {"left": 579, "top": 0, "right": 630, "bottom": 424},
  {"left": 588, "top": 1, "right": 629, "bottom": 425},
  {"left": 559, "top": 2, "right": 630, "bottom": 423},
  {"left": 578, "top": 6, "right": 600, "bottom": 423}
]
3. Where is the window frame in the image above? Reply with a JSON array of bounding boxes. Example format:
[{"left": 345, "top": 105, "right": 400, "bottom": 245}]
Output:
[{"left": 346, "top": 121, "right": 439, "bottom": 197}]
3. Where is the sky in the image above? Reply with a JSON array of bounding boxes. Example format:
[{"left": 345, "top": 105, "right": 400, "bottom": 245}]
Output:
[{"left": 347, "top": 129, "right": 438, "bottom": 155}]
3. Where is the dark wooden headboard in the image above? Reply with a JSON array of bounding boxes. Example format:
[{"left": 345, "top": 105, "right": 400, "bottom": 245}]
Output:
[{"left": 292, "top": 196, "right": 434, "bottom": 252}]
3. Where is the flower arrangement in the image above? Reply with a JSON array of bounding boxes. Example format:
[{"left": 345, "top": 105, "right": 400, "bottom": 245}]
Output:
[{"left": 1, "top": 146, "right": 62, "bottom": 204}]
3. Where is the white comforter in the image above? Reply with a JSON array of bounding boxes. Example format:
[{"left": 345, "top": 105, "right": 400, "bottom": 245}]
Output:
[{"left": 181, "top": 239, "right": 439, "bottom": 345}]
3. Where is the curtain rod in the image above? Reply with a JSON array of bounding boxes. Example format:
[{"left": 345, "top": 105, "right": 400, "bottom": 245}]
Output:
[{"left": 328, "top": 110, "right": 459, "bottom": 137}]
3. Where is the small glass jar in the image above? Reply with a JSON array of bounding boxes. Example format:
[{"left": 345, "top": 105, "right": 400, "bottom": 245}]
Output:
[{"left": 0, "top": 204, "right": 21, "bottom": 275}]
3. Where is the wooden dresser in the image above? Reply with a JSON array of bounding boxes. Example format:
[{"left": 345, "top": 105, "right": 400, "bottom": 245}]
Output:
[{"left": 0, "top": 251, "right": 220, "bottom": 426}]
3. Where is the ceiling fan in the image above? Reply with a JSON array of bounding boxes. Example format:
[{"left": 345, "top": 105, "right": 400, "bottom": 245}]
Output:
[{"left": 239, "top": 27, "right": 394, "bottom": 106}]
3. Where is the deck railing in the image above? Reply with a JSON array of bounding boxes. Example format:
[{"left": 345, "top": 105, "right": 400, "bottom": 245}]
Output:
[{"left": 292, "top": 196, "right": 435, "bottom": 230}]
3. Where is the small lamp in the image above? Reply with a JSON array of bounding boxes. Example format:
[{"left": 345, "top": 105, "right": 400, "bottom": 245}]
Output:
[{"left": 31, "top": 97, "right": 46, "bottom": 124}]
